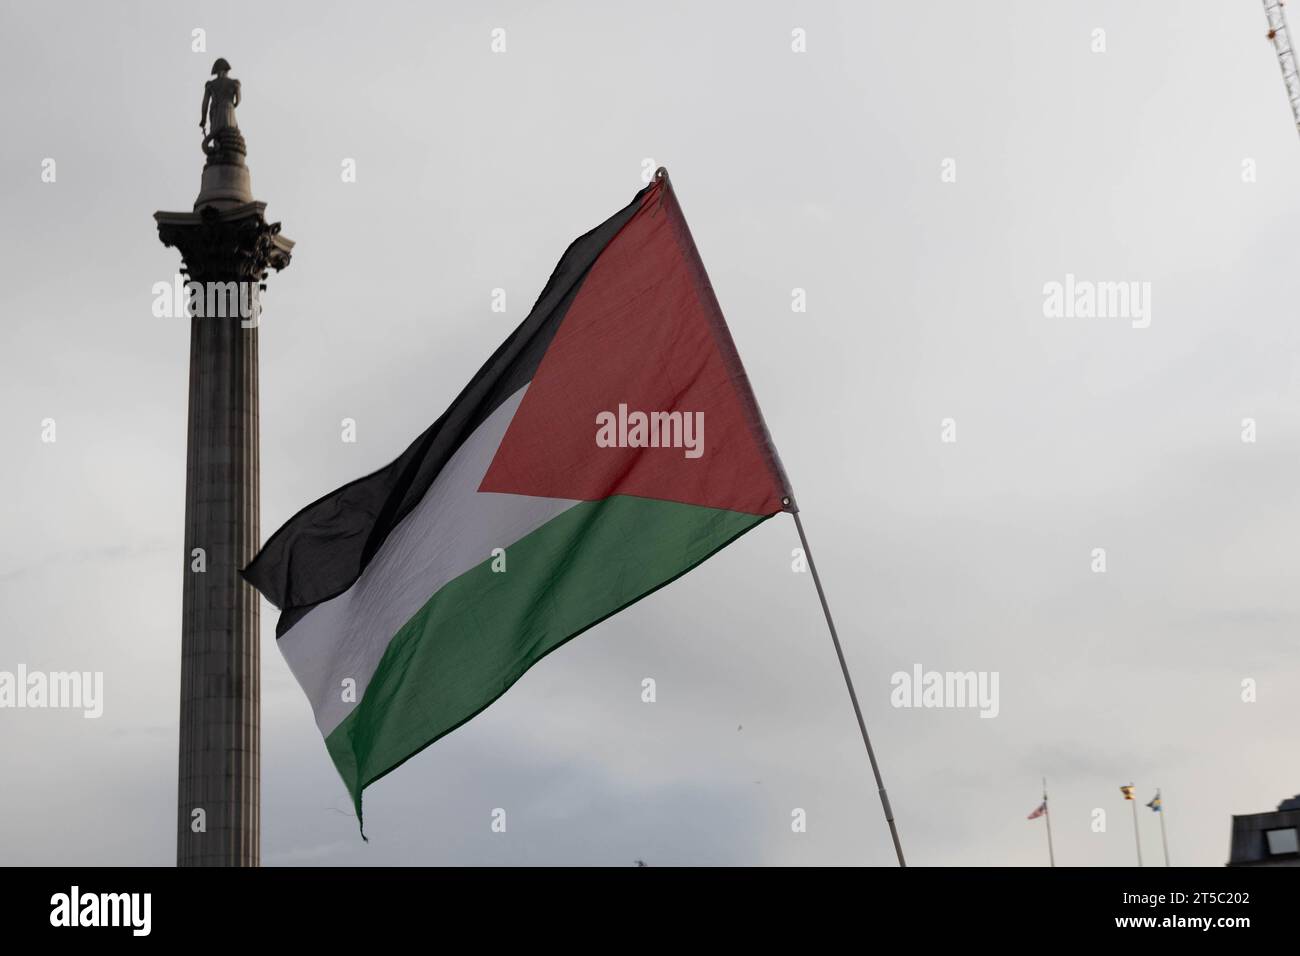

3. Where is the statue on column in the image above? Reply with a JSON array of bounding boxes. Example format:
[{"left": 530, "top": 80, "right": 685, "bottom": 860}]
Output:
[{"left": 200, "top": 58, "right": 247, "bottom": 165}]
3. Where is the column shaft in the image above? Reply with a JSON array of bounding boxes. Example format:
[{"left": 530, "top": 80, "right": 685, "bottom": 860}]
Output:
[{"left": 177, "top": 289, "right": 260, "bottom": 867}]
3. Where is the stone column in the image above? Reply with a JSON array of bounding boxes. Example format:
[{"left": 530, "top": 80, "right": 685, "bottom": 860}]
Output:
[{"left": 155, "top": 61, "right": 292, "bottom": 866}]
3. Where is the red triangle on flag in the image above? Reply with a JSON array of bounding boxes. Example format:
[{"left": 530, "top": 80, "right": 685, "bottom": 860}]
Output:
[{"left": 479, "top": 180, "right": 787, "bottom": 517}]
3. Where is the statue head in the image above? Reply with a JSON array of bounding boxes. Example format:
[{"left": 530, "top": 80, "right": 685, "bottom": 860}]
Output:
[{"left": 211, "top": 58, "right": 232, "bottom": 76}]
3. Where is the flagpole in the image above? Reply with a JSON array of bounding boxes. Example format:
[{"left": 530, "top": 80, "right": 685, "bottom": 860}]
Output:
[
  {"left": 1043, "top": 777, "right": 1056, "bottom": 867},
  {"left": 1157, "top": 789, "right": 1170, "bottom": 867},
  {"left": 791, "top": 506, "right": 906, "bottom": 867},
  {"left": 658, "top": 168, "right": 901, "bottom": 865},
  {"left": 1129, "top": 785, "right": 1143, "bottom": 866}
]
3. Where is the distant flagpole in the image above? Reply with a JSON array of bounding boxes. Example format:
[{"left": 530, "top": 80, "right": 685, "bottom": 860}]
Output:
[
  {"left": 791, "top": 506, "right": 906, "bottom": 867},
  {"left": 1126, "top": 783, "right": 1143, "bottom": 866},
  {"left": 1154, "top": 789, "right": 1170, "bottom": 867},
  {"left": 1042, "top": 778, "right": 1056, "bottom": 867}
]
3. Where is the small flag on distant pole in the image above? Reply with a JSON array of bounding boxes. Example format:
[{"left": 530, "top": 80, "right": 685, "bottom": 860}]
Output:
[
  {"left": 1121, "top": 783, "right": 1142, "bottom": 865},
  {"left": 1029, "top": 778, "right": 1056, "bottom": 866},
  {"left": 1149, "top": 789, "right": 1170, "bottom": 866}
]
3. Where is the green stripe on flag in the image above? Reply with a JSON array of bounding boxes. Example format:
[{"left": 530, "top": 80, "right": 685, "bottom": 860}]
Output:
[{"left": 325, "top": 494, "right": 767, "bottom": 824}]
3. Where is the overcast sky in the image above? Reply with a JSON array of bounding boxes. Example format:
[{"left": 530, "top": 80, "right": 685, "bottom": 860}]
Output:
[{"left": 2, "top": 0, "right": 1298, "bottom": 866}]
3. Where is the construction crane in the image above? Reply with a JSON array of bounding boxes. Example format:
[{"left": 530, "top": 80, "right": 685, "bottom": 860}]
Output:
[{"left": 1265, "top": 0, "right": 1300, "bottom": 138}]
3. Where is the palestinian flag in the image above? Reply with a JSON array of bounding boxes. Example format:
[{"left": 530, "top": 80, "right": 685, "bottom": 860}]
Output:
[{"left": 244, "top": 172, "right": 792, "bottom": 831}]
